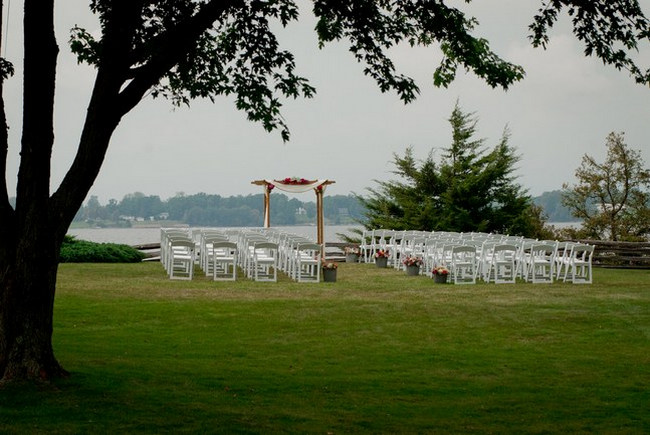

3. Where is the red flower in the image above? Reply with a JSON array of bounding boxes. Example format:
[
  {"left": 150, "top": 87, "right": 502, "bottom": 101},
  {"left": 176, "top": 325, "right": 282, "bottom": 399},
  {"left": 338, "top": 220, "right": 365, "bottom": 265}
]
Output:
[{"left": 281, "top": 177, "right": 310, "bottom": 185}]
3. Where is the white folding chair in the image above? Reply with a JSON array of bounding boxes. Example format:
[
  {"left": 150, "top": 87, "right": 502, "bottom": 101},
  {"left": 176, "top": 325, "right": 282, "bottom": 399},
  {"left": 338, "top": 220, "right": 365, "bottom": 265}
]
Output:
[
  {"left": 283, "top": 235, "right": 311, "bottom": 278},
  {"left": 515, "top": 239, "right": 537, "bottom": 280},
  {"left": 563, "top": 244, "right": 594, "bottom": 284},
  {"left": 212, "top": 241, "right": 238, "bottom": 281},
  {"left": 450, "top": 245, "right": 477, "bottom": 284},
  {"left": 240, "top": 233, "right": 268, "bottom": 279},
  {"left": 293, "top": 243, "right": 322, "bottom": 282},
  {"left": 202, "top": 234, "right": 228, "bottom": 276},
  {"left": 487, "top": 244, "right": 517, "bottom": 284},
  {"left": 554, "top": 241, "right": 575, "bottom": 280},
  {"left": 478, "top": 241, "right": 497, "bottom": 281},
  {"left": 168, "top": 239, "right": 195, "bottom": 280},
  {"left": 160, "top": 228, "right": 191, "bottom": 273},
  {"left": 252, "top": 242, "right": 278, "bottom": 282},
  {"left": 359, "top": 229, "right": 373, "bottom": 263},
  {"left": 526, "top": 242, "right": 557, "bottom": 284}
]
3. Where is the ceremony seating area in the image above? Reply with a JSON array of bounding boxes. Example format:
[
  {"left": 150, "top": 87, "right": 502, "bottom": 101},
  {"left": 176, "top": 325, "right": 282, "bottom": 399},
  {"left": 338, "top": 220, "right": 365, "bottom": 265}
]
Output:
[
  {"left": 159, "top": 227, "right": 594, "bottom": 284},
  {"left": 160, "top": 227, "right": 322, "bottom": 282},
  {"left": 357, "top": 228, "right": 594, "bottom": 284}
]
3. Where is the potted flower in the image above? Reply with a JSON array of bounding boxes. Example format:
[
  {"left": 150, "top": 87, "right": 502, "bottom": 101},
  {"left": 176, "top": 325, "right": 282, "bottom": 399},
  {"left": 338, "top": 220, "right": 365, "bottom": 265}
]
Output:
[
  {"left": 344, "top": 246, "right": 361, "bottom": 263},
  {"left": 432, "top": 266, "right": 449, "bottom": 283},
  {"left": 402, "top": 256, "right": 423, "bottom": 276},
  {"left": 374, "top": 249, "right": 389, "bottom": 268},
  {"left": 322, "top": 262, "right": 338, "bottom": 282}
]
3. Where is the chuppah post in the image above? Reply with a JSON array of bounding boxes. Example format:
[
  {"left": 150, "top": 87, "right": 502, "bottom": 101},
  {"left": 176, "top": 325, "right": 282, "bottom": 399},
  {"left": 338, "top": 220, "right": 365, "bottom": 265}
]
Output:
[
  {"left": 316, "top": 187, "right": 324, "bottom": 255},
  {"left": 264, "top": 186, "right": 271, "bottom": 228}
]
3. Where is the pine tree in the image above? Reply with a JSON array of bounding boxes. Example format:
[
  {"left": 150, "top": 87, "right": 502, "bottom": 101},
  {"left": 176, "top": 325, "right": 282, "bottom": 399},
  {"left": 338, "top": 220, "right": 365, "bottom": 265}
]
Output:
[{"left": 359, "top": 103, "right": 538, "bottom": 235}]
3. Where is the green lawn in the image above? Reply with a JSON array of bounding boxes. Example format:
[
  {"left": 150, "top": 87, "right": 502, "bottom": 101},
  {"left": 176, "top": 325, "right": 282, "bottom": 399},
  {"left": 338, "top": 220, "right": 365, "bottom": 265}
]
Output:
[{"left": 1, "top": 263, "right": 649, "bottom": 434}]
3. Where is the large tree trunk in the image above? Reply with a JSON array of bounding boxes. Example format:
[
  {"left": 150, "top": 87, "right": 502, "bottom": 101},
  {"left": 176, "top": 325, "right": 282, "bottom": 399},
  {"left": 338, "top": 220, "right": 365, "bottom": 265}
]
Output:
[
  {"left": 0, "top": 0, "right": 64, "bottom": 383},
  {"left": 0, "top": 230, "right": 68, "bottom": 382}
]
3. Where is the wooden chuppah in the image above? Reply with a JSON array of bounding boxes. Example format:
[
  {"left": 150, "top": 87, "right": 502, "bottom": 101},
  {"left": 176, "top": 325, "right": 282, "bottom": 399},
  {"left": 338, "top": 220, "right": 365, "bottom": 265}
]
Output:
[{"left": 251, "top": 178, "right": 335, "bottom": 246}]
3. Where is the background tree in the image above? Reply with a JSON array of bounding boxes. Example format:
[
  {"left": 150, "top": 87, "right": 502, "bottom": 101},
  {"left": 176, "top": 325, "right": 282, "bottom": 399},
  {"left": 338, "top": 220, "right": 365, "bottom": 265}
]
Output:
[
  {"left": 358, "top": 103, "right": 541, "bottom": 236},
  {"left": 562, "top": 132, "right": 650, "bottom": 241},
  {"left": 1, "top": 0, "right": 649, "bottom": 383},
  {"left": 119, "top": 192, "right": 164, "bottom": 220}
]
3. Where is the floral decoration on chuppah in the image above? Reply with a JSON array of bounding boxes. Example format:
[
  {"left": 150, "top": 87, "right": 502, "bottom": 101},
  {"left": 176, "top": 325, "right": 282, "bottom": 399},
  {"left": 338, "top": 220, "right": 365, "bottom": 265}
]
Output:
[{"left": 282, "top": 177, "right": 311, "bottom": 185}]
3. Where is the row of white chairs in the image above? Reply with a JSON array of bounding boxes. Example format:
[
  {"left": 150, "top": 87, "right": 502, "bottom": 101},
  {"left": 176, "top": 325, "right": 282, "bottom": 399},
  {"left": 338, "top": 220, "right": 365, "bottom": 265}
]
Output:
[
  {"left": 358, "top": 229, "right": 594, "bottom": 284},
  {"left": 161, "top": 228, "right": 325, "bottom": 283},
  {"left": 160, "top": 228, "right": 196, "bottom": 280},
  {"left": 159, "top": 228, "right": 238, "bottom": 281},
  {"left": 234, "top": 229, "right": 323, "bottom": 283}
]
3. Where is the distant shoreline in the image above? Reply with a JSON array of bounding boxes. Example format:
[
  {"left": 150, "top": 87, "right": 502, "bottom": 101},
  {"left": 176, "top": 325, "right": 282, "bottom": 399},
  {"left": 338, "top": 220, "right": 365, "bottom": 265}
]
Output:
[
  {"left": 68, "top": 224, "right": 361, "bottom": 246},
  {"left": 67, "top": 220, "right": 346, "bottom": 230}
]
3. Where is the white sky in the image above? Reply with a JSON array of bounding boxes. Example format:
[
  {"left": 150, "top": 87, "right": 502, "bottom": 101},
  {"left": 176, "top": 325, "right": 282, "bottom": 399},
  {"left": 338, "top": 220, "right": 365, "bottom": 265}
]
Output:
[{"left": 3, "top": 1, "right": 650, "bottom": 204}]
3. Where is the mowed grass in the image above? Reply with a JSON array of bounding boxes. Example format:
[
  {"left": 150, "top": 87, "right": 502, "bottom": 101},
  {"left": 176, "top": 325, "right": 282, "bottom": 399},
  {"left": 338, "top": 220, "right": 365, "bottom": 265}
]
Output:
[{"left": 1, "top": 262, "right": 649, "bottom": 434}]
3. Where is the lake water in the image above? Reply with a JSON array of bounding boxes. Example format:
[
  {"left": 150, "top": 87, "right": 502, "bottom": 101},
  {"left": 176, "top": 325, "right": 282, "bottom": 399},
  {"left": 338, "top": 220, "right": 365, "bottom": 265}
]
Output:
[
  {"left": 68, "top": 225, "right": 362, "bottom": 245},
  {"left": 68, "top": 222, "right": 580, "bottom": 246}
]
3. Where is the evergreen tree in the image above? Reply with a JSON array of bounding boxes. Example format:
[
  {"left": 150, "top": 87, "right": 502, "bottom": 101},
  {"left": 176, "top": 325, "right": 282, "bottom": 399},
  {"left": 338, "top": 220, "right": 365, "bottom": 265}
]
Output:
[{"left": 359, "top": 103, "right": 538, "bottom": 236}]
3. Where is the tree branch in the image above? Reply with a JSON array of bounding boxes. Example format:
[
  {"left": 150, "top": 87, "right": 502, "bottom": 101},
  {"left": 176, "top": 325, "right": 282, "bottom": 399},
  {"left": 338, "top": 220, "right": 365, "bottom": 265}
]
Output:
[
  {"left": 117, "top": 0, "right": 243, "bottom": 115},
  {"left": 51, "top": 0, "right": 242, "bottom": 228}
]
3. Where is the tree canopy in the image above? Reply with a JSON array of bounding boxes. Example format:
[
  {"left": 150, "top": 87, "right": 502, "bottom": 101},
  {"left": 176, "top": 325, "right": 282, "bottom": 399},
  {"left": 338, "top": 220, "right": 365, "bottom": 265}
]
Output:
[{"left": 65, "top": 1, "right": 650, "bottom": 143}]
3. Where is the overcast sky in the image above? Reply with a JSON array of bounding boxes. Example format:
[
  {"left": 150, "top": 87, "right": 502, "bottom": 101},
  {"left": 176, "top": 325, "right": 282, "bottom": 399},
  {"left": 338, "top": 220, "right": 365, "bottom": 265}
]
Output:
[{"left": 3, "top": 1, "right": 649, "bottom": 204}]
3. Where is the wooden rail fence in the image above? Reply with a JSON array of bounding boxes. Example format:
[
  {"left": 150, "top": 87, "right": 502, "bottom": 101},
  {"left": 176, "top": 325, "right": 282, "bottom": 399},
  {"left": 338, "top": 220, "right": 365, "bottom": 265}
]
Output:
[{"left": 575, "top": 239, "right": 650, "bottom": 269}]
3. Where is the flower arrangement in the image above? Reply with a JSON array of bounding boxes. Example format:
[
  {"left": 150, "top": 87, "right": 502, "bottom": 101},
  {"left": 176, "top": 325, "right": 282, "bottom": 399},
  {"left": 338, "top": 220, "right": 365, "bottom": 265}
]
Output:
[
  {"left": 322, "top": 262, "right": 338, "bottom": 270},
  {"left": 402, "top": 256, "right": 423, "bottom": 267},
  {"left": 374, "top": 250, "right": 390, "bottom": 258},
  {"left": 344, "top": 246, "right": 360, "bottom": 255},
  {"left": 282, "top": 177, "right": 310, "bottom": 185},
  {"left": 432, "top": 266, "right": 449, "bottom": 276}
]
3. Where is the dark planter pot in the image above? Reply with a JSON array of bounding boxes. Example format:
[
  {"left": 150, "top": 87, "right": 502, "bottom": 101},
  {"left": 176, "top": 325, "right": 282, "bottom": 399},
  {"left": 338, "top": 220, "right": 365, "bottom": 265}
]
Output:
[
  {"left": 323, "top": 269, "right": 337, "bottom": 282},
  {"left": 434, "top": 274, "right": 448, "bottom": 284},
  {"left": 406, "top": 265, "right": 420, "bottom": 276},
  {"left": 346, "top": 253, "right": 359, "bottom": 263},
  {"left": 375, "top": 257, "right": 388, "bottom": 268}
]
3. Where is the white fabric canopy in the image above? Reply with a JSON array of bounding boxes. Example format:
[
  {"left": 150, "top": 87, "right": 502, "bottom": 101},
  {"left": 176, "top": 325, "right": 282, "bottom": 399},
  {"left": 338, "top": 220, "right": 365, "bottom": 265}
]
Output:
[
  {"left": 266, "top": 179, "right": 329, "bottom": 193},
  {"left": 252, "top": 178, "right": 334, "bottom": 247}
]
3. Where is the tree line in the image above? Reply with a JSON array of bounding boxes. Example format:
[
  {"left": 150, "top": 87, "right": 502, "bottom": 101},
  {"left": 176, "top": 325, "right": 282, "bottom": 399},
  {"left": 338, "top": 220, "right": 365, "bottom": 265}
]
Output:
[
  {"left": 71, "top": 192, "right": 366, "bottom": 227},
  {"left": 65, "top": 188, "right": 579, "bottom": 230}
]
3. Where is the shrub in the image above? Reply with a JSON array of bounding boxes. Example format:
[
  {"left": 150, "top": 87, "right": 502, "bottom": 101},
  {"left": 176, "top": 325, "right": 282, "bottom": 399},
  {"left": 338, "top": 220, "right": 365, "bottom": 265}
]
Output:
[{"left": 60, "top": 235, "right": 145, "bottom": 263}]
